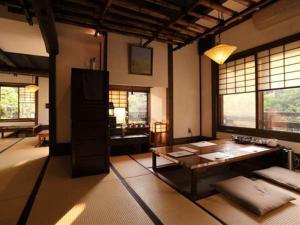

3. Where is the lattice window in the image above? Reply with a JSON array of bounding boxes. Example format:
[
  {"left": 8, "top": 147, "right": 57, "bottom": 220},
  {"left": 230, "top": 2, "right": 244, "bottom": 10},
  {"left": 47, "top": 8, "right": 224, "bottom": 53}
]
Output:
[
  {"left": 109, "top": 90, "right": 127, "bottom": 108},
  {"left": 219, "top": 55, "right": 255, "bottom": 95},
  {"left": 258, "top": 40, "right": 300, "bottom": 90}
]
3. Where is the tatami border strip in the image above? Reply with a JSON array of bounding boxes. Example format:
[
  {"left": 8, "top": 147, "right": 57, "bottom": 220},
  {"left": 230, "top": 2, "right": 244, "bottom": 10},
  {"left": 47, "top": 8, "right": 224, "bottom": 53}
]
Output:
[
  {"left": 17, "top": 156, "right": 50, "bottom": 225},
  {"left": 110, "top": 162, "right": 164, "bottom": 225},
  {"left": 0, "top": 138, "right": 24, "bottom": 154},
  {"left": 128, "top": 154, "right": 227, "bottom": 225}
]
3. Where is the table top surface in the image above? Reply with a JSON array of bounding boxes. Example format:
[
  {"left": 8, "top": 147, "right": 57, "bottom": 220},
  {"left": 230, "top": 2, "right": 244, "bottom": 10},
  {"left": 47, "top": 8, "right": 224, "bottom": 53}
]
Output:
[{"left": 151, "top": 139, "right": 280, "bottom": 170}]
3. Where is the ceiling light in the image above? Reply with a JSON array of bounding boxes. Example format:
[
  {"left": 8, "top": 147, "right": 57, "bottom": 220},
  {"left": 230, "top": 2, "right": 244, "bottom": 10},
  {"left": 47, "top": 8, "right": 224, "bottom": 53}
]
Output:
[
  {"left": 94, "top": 30, "right": 101, "bottom": 37},
  {"left": 204, "top": 13, "right": 237, "bottom": 65},
  {"left": 205, "top": 44, "right": 237, "bottom": 65},
  {"left": 25, "top": 76, "right": 39, "bottom": 92},
  {"left": 25, "top": 84, "right": 39, "bottom": 92}
]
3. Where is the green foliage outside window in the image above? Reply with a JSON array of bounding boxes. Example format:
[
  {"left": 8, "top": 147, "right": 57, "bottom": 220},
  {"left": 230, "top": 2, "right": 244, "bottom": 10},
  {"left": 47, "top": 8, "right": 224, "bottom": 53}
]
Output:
[{"left": 0, "top": 86, "right": 35, "bottom": 120}]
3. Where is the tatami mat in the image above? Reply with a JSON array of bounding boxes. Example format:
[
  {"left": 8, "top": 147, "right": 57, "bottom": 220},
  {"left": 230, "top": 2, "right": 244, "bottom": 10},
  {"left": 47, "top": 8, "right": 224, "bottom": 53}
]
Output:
[
  {"left": 110, "top": 155, "right": 151, "bottom": 178},
  {"left": 0, "top": 137, "right": 48, "bottom": 225},
  {"left": 197, "top": 179, "right": 300, "bottom": 225},
  {"left": 130, "top": 152, "right": 173, "bottom": 168},
  {"left": 27, "top": 156, "right": 154, "bottom": 225},
  {"left": 0, "top": 138, "right": 21, "bottom": 153},
  {"left": 113, "top": 156, "right": 221, "bottom": 225}
]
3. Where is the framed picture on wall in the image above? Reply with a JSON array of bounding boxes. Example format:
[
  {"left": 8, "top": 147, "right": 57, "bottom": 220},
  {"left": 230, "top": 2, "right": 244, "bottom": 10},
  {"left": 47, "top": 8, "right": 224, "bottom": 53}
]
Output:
[{"left": 128, "top": 44, "right": 153, "bottom": 76}]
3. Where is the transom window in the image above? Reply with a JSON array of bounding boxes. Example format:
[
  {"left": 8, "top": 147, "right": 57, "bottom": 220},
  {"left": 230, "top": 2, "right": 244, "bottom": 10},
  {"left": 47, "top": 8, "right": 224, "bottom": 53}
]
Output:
[
  {"left": 218, "top": 37, "right": 300, "bottom": 138},
  {"left": 0, "top": 86, "right": 36, "bottom": 120}
]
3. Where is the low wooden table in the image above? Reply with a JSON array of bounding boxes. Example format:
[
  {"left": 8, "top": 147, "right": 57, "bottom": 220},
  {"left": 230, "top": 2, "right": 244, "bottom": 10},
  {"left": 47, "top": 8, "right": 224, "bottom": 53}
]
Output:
[
  {"left": 151, "top": 139, "right": 281, "bottom": 197},
  {"left": 0, "top": 125, "right": 40, "bottom": 138},
  {"left": 37, "top": 130, "right": 49, "bottom": 146}
]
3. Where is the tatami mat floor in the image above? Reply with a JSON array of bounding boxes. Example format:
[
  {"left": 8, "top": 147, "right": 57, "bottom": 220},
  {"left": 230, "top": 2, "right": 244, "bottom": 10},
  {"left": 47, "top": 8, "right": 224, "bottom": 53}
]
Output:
[
  {"left": 26, "top": 153, "right": 221, "bottom": 225},
  {"left": 27, "top": 156, "right": 154, "bottom": 225},
  {"left": 0, "top": 137, "right": 48, "bottom": 225},
  {"left": 0, "top": 138, "right": 22, "bottom": 153}
]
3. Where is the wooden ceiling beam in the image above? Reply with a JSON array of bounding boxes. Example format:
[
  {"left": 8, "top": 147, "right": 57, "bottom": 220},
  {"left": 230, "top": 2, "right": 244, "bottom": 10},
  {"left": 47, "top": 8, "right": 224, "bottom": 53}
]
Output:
[
  {"left": 174, "top": 0, "right": 277, "bottom": 51},
  {"left": 232, "top": 0, "right": 257, "bottom": 7},
  {"left": 143, "top": 0, "right": 181, "bottom": 11},
  {"left": 0, "top": 65, "right": 48, "bottom": 76},
  {"left": 54, "top": 12, "right": 183, "bottom": 44},
  {"left": 32, "top": 0, "right": 58, "bottom": 55},
  {"left": 18, "top": 0, "right": 33, "bottom": 25},
  {"left": 99, "top": 0, "right": 113, "bottom": 22},
  {"left": 169, "top": 25, "right": 198, "bottom": 37},
  {"left": 53, "top": 4, "right": 189, "bottom": 42},
  {"left": 55, "top": 1, "right": 195, "bottom": 40},
  {"left": 176, "top": 20, "right": 207, "bottom": 32},
  {"left": 143, "top": 0, "right": 208, "bottom": 46},
  {"left": 0, "top": 49, "right": 17, "bottom": 67},
  {"left": 199, "top": 0, "right": 236, "bottom": 16},
  {"left": 188, "top": 11, "right": 220, "bottom": 24},
  {"left": 113, "top": 0, "right": 170, "bottom": 21}
]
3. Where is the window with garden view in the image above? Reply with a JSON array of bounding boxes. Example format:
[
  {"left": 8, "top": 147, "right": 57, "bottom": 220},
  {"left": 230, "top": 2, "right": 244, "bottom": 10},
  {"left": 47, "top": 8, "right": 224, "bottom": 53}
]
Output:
[
  {"left": 109, "top": 89, "right": 148, "bottom": 127},
  {"left": 0, "top": 86, "right": 36, "bottom": 120},
  {"left": 219, "top": 39, "right": 300, "bottom": 134}
]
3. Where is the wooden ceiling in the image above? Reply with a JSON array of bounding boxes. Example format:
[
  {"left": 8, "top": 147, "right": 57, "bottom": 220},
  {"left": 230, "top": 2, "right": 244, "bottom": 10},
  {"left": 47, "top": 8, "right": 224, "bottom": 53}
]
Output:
[{"left": 1, "top": 0, "right": 277, "bottom": 50}]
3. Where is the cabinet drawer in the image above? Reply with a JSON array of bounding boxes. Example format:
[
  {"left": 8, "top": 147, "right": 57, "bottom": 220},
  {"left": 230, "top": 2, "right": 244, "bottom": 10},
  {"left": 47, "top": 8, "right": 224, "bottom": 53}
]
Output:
[
  {"left": 72, "top": 156, "right": 109, "bottom": 177},
  {"left": 72, "top": 142, "right": 107, "bottom": 157}
]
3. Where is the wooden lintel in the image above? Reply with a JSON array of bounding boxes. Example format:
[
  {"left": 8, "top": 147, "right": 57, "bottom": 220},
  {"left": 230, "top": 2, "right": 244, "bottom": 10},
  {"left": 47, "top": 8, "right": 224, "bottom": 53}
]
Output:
[{"left": 0, "top": 49, "right": 17, "bottom": 67}]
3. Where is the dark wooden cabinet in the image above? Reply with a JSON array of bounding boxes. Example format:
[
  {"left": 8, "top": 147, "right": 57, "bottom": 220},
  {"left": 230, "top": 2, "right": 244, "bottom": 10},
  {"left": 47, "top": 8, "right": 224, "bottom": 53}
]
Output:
[{"left": 71, "top": 68, "right": 109, "bottom": 177}]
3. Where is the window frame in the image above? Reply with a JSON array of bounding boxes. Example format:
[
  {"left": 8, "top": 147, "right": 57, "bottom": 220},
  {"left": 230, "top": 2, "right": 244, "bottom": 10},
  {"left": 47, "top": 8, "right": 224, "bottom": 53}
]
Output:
[
  {"left": 109, "top": 85, "right": 150, "bottom": 126},
  {"left": 216, "top": 33, "right": 300, "bottom": 142},
  {"left": 0, "top": 82, "right": 37, "bottom": 122}
]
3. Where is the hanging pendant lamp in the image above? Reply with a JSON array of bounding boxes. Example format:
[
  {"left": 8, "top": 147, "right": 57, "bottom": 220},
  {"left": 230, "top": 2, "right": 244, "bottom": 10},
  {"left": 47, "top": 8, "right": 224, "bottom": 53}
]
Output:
[
  {"left": 205, "top": 44, "right": 237, "bottom": 64},
  {"left": 204, "top": 13, "right": 237, "bottom": 65},
  {"left": 25, "top": 76, "right": 39, "bottom": 92}
]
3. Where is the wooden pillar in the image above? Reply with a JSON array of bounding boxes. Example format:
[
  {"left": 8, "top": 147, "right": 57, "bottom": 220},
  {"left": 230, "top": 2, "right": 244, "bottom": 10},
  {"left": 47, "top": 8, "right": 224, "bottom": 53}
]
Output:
[
  {"left": 167, "top": 44, "right": 174, "bottom": 145},
  {"left": 49, "top": 53, "right": 56, "bottom": 155}
]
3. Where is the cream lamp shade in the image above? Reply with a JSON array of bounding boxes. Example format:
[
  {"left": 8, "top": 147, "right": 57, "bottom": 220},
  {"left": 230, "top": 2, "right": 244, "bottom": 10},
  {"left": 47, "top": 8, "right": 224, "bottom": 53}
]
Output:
[
  {"left": 25, "top": 84, "right": 39, "bottom": 92},
  {"left": 204, "top": 44, "right": 237, "bottom": 65}
]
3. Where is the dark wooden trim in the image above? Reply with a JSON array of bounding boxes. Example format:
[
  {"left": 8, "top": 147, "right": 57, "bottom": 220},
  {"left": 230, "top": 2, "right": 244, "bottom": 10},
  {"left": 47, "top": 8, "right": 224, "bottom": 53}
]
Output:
[
  {"left": 167, "top": 44, "right": 174, "bottom": 145},
  {"left": 0, "top": 48, "right": 17, "bottom": 67},
  {"left": 0, "top": 65, "right": 48, "bottom": 76},
  {"left": 228, "top": 32, "right": 300, "bottom": 61},
  {"left": 199, "top": 55, "right": 202, "bottom": 136},
  {"left": 128, "top": 44, "right": 153, "bottom": 76},
  {"left": 49, "top": 54, "right": 56, "bottom": 156},
  {"left": 103, "top": 32, "right": 108, "bottom": 71},
  {"left": 35, "top": 76, "right": 39, "bottom": 125},
  {"left": 109, "top": 85, "right": 150, "bottom": 92},
  {"left": 0, "top": 82, "right": 36, "bottom": 87},
  {"left": 0, "top": 119, "right": 35, "bottom": 123},
  {"left": 211, "top": 61, "right": 218, "bottom": 139}
]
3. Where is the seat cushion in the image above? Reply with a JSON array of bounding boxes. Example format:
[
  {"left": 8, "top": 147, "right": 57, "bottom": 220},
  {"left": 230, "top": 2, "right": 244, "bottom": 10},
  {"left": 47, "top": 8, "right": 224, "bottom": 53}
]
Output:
[
  {"left": 213, "top": 176, "right": 295, "bottom": 216},
  {"left": 254, "top": 166, "right": 300, "bottom": 192}
]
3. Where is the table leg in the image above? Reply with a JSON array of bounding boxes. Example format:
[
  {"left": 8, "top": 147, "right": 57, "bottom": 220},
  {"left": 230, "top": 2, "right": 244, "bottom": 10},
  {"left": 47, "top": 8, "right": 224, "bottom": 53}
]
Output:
[
  {"left": 152, "top": 152, "right": 157, "bottom": 171},
  {"left": 191, "top": 170, "right": 198, "bottom": 197}
]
